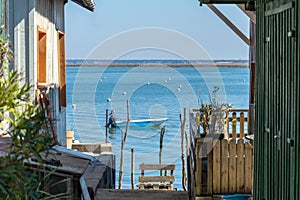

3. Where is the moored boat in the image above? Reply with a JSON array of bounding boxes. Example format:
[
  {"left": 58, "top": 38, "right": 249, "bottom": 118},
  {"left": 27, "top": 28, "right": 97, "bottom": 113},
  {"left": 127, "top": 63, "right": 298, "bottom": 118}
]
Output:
[{"left": 115, "top": 118, "right": 168, "bottom": 127}]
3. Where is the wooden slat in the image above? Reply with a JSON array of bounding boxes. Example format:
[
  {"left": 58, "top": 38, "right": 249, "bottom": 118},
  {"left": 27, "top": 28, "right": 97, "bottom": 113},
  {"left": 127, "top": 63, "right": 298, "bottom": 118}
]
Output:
[
  {"left": 245, "top": 142, "right": 253, "bottom": 193},
  {"left": 224, "top": 111, "right": 229, "bottom": 139},
  {"left": 207, "top": 149, "right": 213, "bottom": 195},
  {"left": 236, "top": 139, "right": 245, "bottom": 192},
  {"left": 195, "top": 139, "right": 203, "bottom": 195},
  {"left": 139, "top": 164, "right": 175, "bottom": 170},
  {"left": 229, "top": 139, "right": 237, "bottom": 193},
  {"left": 213, "top": 140, "right": 221, "bottom": 194},
  {"left": 240, "top": 112, "right": 245, "bottom": 138},
  {"left": 138, "top": 176, "right": 175, "bottom": 183},
  {"left": 232, "top": 112, "right": 237, "bottom": 139},
  {"left": 221, "top": 140, "right": 229, "bottom": 193}
]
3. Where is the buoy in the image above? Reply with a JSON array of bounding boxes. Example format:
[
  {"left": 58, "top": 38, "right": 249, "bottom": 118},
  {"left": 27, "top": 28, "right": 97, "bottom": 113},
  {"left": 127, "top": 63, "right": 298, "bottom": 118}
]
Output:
[
  {"left": 147, "top": 82, "right": 150, "bottom": 85},
  {"left": 123, "top": 91, "right": 127, "bottom": 96},
  {"left": 72, "top": 104, "right": 76, "bottom": 109},
  {"left": 179, "top": 84, "right": 182, "bottom": 88},
  {"left": 164, "top": 80, "right": 168, "bottom": 83},
  {"left": 107, "top": 98, "right": 111, "bottom": 102},
  {"left": 168, "top": 77, "right": 171, "bottom": 81},
  {"left": 177, "top": 88, "right": 181, "bottom": 92}
]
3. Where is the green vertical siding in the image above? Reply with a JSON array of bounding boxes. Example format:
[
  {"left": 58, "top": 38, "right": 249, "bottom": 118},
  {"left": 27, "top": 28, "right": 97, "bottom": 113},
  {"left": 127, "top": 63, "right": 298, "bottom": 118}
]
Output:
[{"left": 254, "top": 0, "right": 299, "bottom": 199}]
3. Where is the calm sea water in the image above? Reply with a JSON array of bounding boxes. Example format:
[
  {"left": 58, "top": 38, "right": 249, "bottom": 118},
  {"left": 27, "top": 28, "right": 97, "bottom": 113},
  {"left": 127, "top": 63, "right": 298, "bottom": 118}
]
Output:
[{"left": 66, "top": 65, "right": 249, "bottom": 190}]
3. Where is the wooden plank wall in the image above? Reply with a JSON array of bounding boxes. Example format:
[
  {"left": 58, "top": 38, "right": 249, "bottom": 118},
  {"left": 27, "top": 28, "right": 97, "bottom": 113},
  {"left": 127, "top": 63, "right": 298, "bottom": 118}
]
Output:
[{"left": 194, "top": 138, "right": 253, "bottom": 196}]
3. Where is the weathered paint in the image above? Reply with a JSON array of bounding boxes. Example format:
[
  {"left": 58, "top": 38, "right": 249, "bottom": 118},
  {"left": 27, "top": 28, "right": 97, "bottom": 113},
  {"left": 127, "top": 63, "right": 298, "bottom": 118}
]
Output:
[{"left": 254, "top": 0, "right": 299, "bottom": 199}]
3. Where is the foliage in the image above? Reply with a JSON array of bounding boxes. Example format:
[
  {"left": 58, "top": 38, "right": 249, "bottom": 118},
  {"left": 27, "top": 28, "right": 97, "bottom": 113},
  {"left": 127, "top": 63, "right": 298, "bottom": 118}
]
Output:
[
  {"left": 0, "top": 32, "right": 60, "bottom": 199},
  {"left": 197, "top": 86, "right": 232, "bottom": 137}
]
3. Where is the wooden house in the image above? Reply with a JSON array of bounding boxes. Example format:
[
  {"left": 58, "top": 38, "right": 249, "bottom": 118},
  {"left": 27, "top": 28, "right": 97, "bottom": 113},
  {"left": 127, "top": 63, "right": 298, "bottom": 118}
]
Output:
[
  {"left": 4, "top": 0, "right": 94, "bottom": 145},
  {"left": 198, "top": 0, "right": 300, "bottom": 199}
]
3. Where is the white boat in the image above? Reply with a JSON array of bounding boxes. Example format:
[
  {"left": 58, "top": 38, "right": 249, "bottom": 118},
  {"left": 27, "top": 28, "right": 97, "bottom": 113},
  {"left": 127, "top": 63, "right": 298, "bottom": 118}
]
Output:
[{"left": 115, "top": 118, "right": 168, "bottom": 127}]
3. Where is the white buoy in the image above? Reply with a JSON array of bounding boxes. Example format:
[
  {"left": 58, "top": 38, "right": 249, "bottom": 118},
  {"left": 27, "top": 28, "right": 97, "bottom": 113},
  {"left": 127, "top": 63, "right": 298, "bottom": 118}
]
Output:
[
  {"left": 147, "top": 82, "right": 150, "bottom": 85},
  {"left": 168, "top": 77, "right": 171, "bottom": 81},
  {"left": 123, "top": 91, "right": 127, "bottom": 96},
  {"left": 164, "top": 80, "right": 168, "bottom": 83},
  {"left": 72, "top": 104, "right": 76, "bottom": 109},
  {"left": 177, "top": 88, "right": 181, "bottom": 92},
  {"left": 107, "top": 98, "right": 111, "bottom": 102},
  {"left": 179, "top": 84, "right": 182, "bottom": 88}
]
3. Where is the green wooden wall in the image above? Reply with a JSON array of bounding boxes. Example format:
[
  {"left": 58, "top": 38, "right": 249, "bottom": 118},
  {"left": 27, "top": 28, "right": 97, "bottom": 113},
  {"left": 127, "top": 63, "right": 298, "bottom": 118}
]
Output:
[{"left": 254, "top": 0, "right": 299, "bottom": 199}]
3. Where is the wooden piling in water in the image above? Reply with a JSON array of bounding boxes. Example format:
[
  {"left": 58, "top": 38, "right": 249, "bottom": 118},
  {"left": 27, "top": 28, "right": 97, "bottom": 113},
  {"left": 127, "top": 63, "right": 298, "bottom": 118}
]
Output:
[
  {"left": 105, "top": 109, "right": 108, "bottom": 143},
  {"left": 119, "top": 100, "right": 130, "bottom": 189},
  {"left": 180, "top": 108, "right": 187, "bottom": 191},
  {"left": 131, "top": 147, "right": 134, "bottom": 190}
]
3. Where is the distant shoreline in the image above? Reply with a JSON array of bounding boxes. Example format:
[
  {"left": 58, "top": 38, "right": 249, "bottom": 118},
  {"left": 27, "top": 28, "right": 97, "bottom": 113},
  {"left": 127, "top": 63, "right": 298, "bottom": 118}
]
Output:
[{"left": 66, "top": 62, "right": 248, "bottom": 68}]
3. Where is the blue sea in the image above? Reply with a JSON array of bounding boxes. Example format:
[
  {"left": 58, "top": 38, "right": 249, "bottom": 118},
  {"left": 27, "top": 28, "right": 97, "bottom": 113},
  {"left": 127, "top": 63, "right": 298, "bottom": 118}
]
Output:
[{"left": 66, "top": 63, "right": 249, "bottom": 190}]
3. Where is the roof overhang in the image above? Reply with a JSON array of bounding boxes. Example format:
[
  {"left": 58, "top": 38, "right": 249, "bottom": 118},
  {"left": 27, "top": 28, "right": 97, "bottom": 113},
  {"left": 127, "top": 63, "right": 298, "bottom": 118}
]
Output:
[
  {"left": 199, "top": 0, "right": 255, "bottom": 11},
  {"left": 199, "top": 0, "right": 253, "bottom": 3},
  {"left": 70, "top": 0, "right": 95, "bottom": 12}
]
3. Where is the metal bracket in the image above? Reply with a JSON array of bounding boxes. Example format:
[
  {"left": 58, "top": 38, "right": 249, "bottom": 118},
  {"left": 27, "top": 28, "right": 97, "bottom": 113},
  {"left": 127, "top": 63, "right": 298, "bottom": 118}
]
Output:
[{"left": 287, "top": 138, "right": 294, "bottom": 147}]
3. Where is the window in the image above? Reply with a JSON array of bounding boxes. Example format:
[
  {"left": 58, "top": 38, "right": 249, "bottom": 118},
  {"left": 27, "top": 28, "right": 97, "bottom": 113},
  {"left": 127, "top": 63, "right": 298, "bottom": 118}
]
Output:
[
  {"left": 37, "top": 27, "right": 47, "bottom": 83},
  {"left": 57, "top": 31, "right": 66, "bottom": 108}
]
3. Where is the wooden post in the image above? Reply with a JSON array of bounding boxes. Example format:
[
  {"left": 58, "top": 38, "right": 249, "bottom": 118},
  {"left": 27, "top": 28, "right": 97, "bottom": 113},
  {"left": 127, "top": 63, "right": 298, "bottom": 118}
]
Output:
[
  {"left": 105, "top": 109, "right": 108, "bottom": 143},
  {"left": 240, "top": 112, "right": 245, "bottom": 138},
  {"left": 131, "top": 147, "right": 134, "bottom": 190},
  {"left": 118, "top": 100, "right": 130, "bottom": 189},
  {"left": 232, "top": 112, "right": 237, "bottom": 139},
  {"left": 180, "top": 108, "right": 187, "bottom": 191},
  {"left": 248, "top": 20, "right": 256, "bottom": 135},
  {"left": 159, "top": 126, "right": 165, "bottom": 176},
  {"left": 224, "top": 110, "right": 229, "bottom": 139}
]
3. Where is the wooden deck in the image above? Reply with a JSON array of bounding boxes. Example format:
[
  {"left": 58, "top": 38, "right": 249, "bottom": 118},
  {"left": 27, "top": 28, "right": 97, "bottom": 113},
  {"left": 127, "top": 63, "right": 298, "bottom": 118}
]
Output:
[{"left": 95, "top": 189, "right": 188, "bottom": 200}]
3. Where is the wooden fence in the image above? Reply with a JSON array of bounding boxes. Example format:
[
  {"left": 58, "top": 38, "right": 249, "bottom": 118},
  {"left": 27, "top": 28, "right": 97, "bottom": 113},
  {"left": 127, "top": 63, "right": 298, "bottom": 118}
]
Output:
[
  {"left": 188, "top": 108, "right": 253, "bottom": 198},
  {"left": 194, "top": 138, "right": 253, "bottom": 196}
]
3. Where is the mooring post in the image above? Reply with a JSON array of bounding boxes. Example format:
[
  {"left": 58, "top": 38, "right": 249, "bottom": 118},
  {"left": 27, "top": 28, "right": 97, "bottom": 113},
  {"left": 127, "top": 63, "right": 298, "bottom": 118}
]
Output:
[
  {"left": 105, "top": 109, "right": 108, "bottom": 143},
  {"left": 131, "top": 147, "right": 134, "bottom": 190}
]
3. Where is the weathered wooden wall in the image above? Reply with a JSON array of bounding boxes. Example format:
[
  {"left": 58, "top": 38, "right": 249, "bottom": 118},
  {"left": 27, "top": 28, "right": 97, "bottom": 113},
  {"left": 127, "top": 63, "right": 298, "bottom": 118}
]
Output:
[
  {"left": 254, "top": 0, "right": 299, "bottom": 199},
  {"left": 8, "top": 0, "right": 66, "bottom": 145}
]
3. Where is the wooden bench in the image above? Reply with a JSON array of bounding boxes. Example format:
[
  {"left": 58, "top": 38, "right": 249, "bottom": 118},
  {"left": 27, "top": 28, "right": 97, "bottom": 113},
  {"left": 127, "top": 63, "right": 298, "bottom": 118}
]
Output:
[{"left": 138, "top": 163, "right": 175, "bottom": 190}]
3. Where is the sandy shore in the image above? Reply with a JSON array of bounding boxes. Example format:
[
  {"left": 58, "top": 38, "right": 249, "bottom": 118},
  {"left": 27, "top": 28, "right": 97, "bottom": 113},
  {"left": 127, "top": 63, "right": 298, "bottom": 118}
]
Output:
[{"left": 67, "top": 62, "right": 248, "bottom": 68}]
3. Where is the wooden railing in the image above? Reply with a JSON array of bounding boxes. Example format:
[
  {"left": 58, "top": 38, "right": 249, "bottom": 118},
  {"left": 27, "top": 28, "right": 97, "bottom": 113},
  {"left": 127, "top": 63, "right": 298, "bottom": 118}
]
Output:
[
  {"left": 189, "top": 108, "right": 249, "bottom": 139},
  {"left": 224, "top": 109, "right": 249, "bottom": 139}
]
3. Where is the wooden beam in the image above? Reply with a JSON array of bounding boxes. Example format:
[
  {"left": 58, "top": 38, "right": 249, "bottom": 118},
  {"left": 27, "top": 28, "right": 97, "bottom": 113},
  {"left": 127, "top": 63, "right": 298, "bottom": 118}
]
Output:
[
  {"left": 207, "top": 4, "right": 250, "bottom": 46},
  {"left": 138, "top": 176, "right": 175, "bottom": 183},
  {"left": 236, "top": 4, "right": 256, "bottom": 24},
  {"left": 139, "top": 164, "right": 176, "bottom": 171}
]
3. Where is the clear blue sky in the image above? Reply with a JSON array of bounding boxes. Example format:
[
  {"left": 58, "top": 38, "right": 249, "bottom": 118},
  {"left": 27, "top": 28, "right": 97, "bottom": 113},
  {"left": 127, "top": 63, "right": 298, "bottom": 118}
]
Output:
[{"left": 65, "top": 0, "right": 249, "bottom": 60}]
